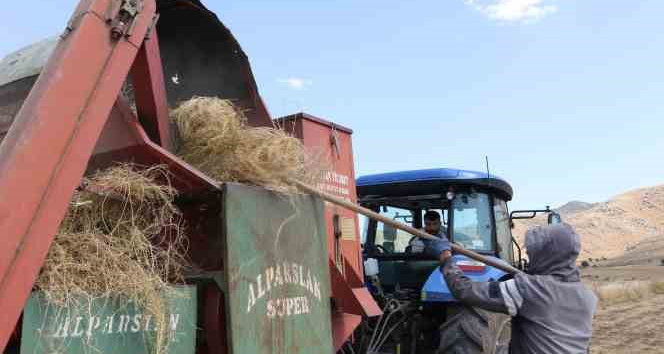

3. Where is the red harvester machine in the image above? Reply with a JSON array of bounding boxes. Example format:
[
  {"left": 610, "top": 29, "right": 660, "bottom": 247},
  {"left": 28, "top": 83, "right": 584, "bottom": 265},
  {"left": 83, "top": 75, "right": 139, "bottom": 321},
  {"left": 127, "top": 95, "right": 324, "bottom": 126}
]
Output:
[{"left": 0, "top": 0, "right": 380, "bottom": 353}]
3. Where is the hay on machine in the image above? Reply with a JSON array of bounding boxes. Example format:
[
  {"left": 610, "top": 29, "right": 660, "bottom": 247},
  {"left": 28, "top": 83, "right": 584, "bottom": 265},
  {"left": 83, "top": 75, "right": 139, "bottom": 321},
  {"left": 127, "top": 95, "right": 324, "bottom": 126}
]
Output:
[
  {"left": 35, "top": 97, "right": 325, "bottom": 353},
  {"left": 171, "top": 96, "right": 325, "bottom": 193},
  {"left": 36, "top": 164, "right": 188, "bottom": 354}
]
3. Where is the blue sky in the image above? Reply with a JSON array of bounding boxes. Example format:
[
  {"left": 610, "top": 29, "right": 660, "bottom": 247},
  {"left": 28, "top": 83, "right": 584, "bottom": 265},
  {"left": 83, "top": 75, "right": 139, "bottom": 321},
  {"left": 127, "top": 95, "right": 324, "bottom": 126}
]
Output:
[{"left": 3, "top": 0, "right": 663, "bottom": 209}]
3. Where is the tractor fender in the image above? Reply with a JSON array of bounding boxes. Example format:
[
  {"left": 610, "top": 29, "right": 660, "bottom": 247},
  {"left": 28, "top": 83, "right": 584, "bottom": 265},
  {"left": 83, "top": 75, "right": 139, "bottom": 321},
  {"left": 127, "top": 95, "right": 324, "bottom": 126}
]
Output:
[{"left": 420, "top": 254, "right": 508, "bottom": 303}]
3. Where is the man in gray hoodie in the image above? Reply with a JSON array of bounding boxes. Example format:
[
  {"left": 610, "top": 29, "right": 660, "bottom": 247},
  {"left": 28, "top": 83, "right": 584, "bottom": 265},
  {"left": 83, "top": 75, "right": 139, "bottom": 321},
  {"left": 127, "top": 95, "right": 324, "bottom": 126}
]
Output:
[{"left": 439, "top": 223, "right": 597, "bottom": 353}]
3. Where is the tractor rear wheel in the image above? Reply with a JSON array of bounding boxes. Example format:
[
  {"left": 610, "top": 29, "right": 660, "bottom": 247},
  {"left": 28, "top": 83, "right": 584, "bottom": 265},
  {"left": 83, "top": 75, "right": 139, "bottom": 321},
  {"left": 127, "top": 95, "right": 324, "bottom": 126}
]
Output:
[{"left": 437, "top": 306, "right": 511, "bottom": 354}]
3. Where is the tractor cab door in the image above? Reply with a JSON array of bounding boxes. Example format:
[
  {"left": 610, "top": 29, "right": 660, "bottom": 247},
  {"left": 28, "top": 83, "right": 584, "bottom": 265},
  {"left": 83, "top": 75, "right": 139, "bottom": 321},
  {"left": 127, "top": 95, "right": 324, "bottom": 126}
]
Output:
[{"left": 363, "top": 206, "right": 443, "bottom": 291}]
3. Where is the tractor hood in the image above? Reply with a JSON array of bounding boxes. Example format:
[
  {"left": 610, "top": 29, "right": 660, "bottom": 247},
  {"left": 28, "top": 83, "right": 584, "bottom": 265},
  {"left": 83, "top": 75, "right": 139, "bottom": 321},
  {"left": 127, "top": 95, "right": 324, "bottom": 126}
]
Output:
[{"left": 421, "top": 254, "right": 508, "bottom": 302}]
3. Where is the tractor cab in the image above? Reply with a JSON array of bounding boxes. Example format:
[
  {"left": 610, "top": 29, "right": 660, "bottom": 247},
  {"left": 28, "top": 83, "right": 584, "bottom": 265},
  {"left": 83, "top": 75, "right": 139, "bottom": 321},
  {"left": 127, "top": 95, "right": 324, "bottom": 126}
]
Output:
[
  {"left": 354, "top": 168, "right": 566, "bottom": 353},
  {"left": 354, "top": 168, "right": 523, "bottom": 353},
  {"left": 357, "top": 168, "right": 516, "bottom": 297}
]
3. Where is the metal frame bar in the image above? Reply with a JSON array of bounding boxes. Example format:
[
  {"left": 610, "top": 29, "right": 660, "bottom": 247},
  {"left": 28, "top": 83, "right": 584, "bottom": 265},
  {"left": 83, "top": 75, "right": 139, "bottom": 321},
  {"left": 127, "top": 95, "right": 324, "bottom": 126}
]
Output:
[
  {"left": 130, "top": 28, "right": 172, "bottom": 151},
  {"left": 0, "top": 0, "right": 157, "bottom": 349}
]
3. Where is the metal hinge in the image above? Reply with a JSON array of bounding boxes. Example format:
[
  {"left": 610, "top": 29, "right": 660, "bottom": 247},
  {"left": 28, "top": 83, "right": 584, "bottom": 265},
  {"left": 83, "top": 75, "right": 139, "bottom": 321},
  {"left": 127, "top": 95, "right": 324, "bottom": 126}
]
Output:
[
  {"left": 107, "top": 0, "right": 144, "bottom": 40},
  {"left": 330, "top": 125, "right": 341, "bottom": 158},
  {"left": 61, "top": 9, "right": 87, "bottom": 39},
  {"left": 145, "top": 14, "right": 160, "bottom": 40}
]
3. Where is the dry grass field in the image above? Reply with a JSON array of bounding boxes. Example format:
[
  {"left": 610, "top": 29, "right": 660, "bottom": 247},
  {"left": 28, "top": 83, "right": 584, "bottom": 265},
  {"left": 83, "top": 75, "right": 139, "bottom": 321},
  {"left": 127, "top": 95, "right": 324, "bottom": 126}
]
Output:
[
  {"left": 585, "top": 272, "right": 664, "bottom": 353},
  {"left": 582, "top": 235, "right": 664, "bottom": 354},
  {"left": 511, "top": 184, "right": 664, "bottom": 353}
]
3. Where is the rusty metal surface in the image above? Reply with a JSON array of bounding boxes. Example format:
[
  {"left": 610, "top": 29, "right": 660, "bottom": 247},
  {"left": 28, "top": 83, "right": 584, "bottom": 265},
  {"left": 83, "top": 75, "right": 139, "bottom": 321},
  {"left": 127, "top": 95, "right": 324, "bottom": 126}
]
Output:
[
  {"left": 0, "top": 0, "right": 157, "bottom": 349},
  {"left": 223, "top": 183, "right": 333, "bottom": 354}
]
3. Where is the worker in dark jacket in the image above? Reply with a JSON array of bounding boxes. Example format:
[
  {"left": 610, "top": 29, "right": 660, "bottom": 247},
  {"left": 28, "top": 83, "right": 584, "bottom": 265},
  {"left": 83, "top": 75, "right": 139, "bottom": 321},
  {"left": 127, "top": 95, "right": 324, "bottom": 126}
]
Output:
[{"left": 436, "top": 223, "right": 597, "bottom": 353}]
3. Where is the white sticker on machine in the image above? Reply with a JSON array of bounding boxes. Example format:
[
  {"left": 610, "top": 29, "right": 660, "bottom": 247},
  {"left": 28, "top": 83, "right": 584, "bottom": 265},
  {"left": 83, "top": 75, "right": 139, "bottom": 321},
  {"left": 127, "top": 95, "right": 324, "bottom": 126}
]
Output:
[{"left": 341, "top": 217, "right": 356, "bottom": 241}]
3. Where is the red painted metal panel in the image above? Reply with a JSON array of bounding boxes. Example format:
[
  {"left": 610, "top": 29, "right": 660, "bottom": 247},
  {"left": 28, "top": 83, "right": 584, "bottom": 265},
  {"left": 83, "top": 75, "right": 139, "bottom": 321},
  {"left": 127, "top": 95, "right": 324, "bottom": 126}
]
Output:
[
  {"left": 331, "top": 312, "right": 361, "bottom": 353},
  {"left": 105, "top": 98, "right": 221, "bottom": 192},
  {"left": 278, "top": 113, "right": 363, "bottom": 279},
  {"left": 277, "top": 113, "right": 381, "bottom": 351},
  {"left": 0, "top": 0, "right": 157, "bottom": 349},
  {"left": 130, "top": 31, "right": 173, "bottom": 151},
  {"left": 329, "top": 258, "right": 382, "bottom": 318},
  {"left": 351, "top": 288, "right": 382, "bottom": 317},
  {"left": 203, "top": 284, "right": 229, "bottom": 354}
]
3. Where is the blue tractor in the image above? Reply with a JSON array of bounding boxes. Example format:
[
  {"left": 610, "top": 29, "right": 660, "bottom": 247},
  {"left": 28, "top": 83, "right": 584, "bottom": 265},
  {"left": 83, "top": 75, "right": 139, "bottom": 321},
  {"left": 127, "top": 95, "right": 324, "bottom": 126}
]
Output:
[{"left": 354, "top": 168, "right": 559, "bottom": 354}]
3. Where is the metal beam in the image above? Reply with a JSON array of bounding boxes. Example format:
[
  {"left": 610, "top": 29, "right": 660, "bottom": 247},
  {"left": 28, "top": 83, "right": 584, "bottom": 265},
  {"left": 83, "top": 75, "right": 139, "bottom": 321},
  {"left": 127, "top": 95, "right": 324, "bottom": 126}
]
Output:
[
  {"left": 0, "top": 0, "right": 156, "bottom": 349},
  {"left": 130, "top": 28, "right": 173, "bottom": 151}
]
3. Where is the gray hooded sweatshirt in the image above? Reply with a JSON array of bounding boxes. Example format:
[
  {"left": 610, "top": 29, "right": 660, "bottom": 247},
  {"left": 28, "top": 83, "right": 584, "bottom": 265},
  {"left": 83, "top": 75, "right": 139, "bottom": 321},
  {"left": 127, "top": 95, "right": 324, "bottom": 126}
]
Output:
[{"left": 442, "top": 223, "right": 597, "bottom": 354}]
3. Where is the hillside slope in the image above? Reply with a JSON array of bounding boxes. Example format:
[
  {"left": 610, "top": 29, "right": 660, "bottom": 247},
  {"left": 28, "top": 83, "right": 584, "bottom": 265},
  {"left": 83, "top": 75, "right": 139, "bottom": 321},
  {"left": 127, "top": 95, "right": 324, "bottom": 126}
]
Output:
[{"left": 512, "top": 185, "right": 664, "bottom": 260}]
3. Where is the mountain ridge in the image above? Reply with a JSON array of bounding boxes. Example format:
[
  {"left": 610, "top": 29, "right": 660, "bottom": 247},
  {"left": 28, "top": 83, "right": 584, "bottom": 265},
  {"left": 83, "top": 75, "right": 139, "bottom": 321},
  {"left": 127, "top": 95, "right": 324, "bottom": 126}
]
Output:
[{"left": 512, "top": 184, "right": 664, "bottom": 260}]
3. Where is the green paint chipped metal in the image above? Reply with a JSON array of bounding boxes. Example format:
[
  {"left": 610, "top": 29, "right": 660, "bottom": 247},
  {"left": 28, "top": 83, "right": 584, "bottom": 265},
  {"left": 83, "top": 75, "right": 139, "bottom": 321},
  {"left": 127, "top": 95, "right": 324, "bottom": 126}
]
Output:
[
  {"left": 20, "top": 286, "right": 197, "bottom": 354},
  {"left": 222, "top": 183, "right": 333, "bottom": 354}
]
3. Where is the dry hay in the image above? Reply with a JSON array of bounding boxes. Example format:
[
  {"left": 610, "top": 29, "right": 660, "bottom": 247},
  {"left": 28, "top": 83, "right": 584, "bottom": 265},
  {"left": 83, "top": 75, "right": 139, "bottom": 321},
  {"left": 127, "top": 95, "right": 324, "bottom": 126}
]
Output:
[
  {"left": 592, "top": 280, "right": 664, "bottom": 306},
  {"left": 36, "top": 164, "right": 187, "bottom": 354},
  {"left": 171, "top": 97, "right": 324, "bottom": 193}
]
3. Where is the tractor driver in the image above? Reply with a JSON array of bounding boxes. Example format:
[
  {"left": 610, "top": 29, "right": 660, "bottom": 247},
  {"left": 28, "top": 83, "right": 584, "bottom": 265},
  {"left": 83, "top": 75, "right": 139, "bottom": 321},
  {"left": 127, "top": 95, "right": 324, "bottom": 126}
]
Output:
[{"left": 409, "top": 210, "right": 452, "bottom": 258}]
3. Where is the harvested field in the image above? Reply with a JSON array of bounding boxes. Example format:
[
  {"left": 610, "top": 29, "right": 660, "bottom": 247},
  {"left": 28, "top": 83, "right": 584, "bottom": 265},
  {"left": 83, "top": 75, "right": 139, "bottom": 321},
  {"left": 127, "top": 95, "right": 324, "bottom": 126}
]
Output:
[
  {"left": 584, "top": 257, "right": 664, "bottom": 354},
  {"left": 590, "top": 290, "right": 664, "bottom": 354}
]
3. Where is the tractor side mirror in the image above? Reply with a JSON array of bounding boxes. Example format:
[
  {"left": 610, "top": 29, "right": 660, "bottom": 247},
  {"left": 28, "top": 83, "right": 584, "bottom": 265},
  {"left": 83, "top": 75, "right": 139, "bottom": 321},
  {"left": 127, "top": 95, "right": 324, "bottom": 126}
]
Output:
[{"left": 547, "top": 212, "right": 562, "bottom": 225}]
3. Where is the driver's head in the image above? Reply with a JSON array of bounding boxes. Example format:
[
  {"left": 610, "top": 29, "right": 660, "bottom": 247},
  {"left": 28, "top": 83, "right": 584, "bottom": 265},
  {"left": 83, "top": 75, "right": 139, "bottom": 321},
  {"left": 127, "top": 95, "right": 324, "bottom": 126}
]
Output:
[{"left": 423, "top": 210, "right": 441, "bottom": 235}]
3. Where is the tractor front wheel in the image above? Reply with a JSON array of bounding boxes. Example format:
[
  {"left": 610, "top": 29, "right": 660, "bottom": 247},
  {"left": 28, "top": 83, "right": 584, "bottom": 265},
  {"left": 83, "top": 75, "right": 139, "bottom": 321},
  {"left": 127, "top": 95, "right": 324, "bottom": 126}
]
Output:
[{"left": 437, "top": 306, "right": 511, "bottom": 354}]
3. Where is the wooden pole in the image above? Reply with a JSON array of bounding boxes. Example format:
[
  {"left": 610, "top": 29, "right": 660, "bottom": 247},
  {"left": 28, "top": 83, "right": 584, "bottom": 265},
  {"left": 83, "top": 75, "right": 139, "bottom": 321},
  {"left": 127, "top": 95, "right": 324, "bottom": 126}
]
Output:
[{"left": 293, "top": 180, "right": 521, "bottom": 275}]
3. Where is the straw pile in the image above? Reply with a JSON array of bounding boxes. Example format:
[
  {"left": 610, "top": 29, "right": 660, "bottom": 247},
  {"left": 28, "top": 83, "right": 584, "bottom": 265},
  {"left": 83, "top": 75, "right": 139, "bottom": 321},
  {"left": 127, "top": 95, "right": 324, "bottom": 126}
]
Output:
[
  {"left": 36, "top": 164, "right": 187, "bottom": 354},
  {"left": 171, "top": 97, "right": 323, "bottom": 193}
]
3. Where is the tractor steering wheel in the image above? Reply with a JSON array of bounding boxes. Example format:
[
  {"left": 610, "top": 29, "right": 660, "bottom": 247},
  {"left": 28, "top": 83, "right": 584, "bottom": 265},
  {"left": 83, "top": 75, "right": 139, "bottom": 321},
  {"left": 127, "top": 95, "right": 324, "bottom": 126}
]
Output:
[
  {"left": 404, "top": 236, "right": 420, "bottom": 253},
  {"left": 374, "top": 244, "right": 388, "bottom": 254}
]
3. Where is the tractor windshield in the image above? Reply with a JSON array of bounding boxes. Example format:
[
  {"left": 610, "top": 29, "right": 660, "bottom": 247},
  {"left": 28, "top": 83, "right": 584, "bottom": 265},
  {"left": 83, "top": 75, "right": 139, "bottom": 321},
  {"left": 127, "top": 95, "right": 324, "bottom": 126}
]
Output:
[
  {"left": 374, "top": 207, "right": 416, "bottom": 253},
  {"left": 451, "top": 193, "right": 493, "bottom": 253},
  {"left": 362, "top": 192, "right": 508, "bottom": 256}
]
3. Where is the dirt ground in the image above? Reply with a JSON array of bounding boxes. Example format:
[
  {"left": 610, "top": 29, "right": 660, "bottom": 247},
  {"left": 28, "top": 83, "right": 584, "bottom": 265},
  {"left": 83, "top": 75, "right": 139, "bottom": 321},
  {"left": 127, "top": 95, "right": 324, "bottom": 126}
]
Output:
[
  {"left": 590, "top": 292, "right": 664, "bottom": 354},
  {"left": 583, "top": 254, "right": 664, "bottom": 354}
]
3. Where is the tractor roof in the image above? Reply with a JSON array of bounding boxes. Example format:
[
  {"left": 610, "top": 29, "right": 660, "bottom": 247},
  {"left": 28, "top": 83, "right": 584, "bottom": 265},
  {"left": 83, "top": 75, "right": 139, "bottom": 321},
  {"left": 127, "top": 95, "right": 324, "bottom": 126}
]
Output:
[{"left": 356, "top": 168, "right": 513, "bottom": 201}]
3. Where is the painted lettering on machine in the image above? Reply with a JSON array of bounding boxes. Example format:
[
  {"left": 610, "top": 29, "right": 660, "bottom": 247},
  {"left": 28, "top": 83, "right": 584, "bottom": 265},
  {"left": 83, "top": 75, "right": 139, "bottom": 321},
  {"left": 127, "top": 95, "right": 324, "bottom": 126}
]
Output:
[
  {"left": 41, "top": 313, "right": 182, "bottom": 338},
  {"left": 246, "top": 262, "right": 322, "bottom": 318},
  {"left": 21, "top": 286, "right": 197, "bottom": 354},
  {"left": 317, "top": 171, "right": 351, "bottom": 201}
]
